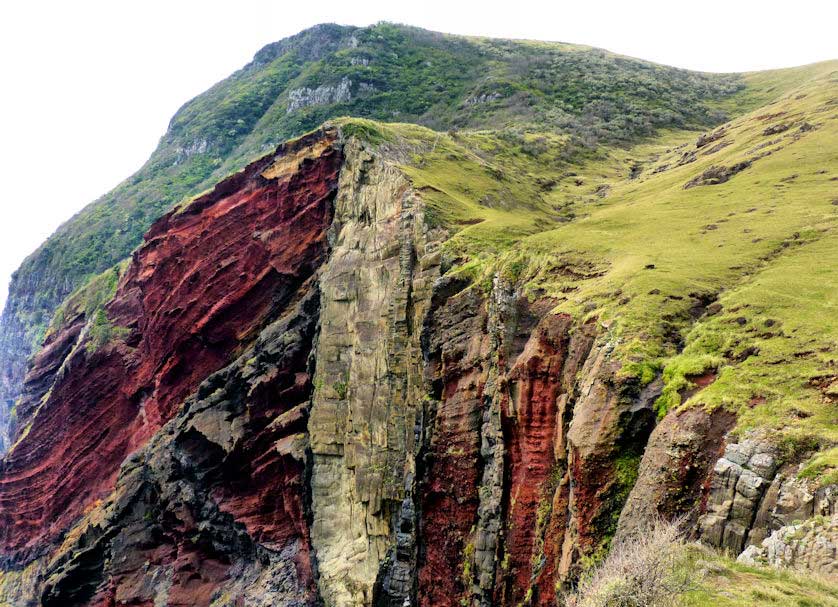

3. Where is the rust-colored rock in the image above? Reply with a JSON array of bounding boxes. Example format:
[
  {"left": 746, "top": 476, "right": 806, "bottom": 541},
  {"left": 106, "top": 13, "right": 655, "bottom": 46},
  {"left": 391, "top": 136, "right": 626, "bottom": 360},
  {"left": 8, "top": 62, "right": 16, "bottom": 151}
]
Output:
[
  {"left": 497, "top": 314, "right": 570, "bottom": 605},
  {"left": 496, "top": 314, "right": 595, "bottom": 606},
  {"left": 417, "top": 278, "right": 492, "bottom": 607},
  {"left": 616, "top": 406, "right": 736, "bottom": 541},
  {"left": 0, "top": 130, "right": 341, "bottom": 558},
  {"left": 37, "top": 286, "right": 324, "bottom": 607}
]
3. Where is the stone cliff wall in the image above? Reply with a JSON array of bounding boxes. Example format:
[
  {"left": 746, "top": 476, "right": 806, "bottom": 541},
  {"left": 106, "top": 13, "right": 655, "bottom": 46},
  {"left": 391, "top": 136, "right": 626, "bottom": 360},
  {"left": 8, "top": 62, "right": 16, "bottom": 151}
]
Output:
[
  {"left": 620, "top": 415, "right": 837, "bottom": 571},
  {"left": 0, "top": 129, "right": 342, "bottom": 564},
  {"left": 306, "top": 139, "right": 443, "bottom": 606},
  {"left": 0, "top": 129, "right": 833, "bottom": 607}
]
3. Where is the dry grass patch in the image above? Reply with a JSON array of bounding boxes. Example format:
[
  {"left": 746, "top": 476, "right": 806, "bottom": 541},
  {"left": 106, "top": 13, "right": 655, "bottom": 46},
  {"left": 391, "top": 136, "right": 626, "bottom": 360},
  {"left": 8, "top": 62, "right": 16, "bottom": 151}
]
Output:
[{"left": 565, "top": 518, "right": 691, "bottom": 607}]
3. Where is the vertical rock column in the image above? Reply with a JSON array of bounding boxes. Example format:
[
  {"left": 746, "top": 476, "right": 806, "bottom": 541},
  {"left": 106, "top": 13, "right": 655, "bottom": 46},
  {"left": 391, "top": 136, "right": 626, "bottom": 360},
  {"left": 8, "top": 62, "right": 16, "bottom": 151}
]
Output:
[
  {"left": 415, "top": 277, "right": 492, "bottom": 607},
  {"left": 493, "top": 312, "right": 596, "bottom": 607},
  {"left": 557, "top": 336, "right": 661, "bottom": 585},
  {"left": 308, "top": 140, "right": 442, "bottom": 607},
  {"left": 698, "top": 439, "right": 781, "bottom": 551}
]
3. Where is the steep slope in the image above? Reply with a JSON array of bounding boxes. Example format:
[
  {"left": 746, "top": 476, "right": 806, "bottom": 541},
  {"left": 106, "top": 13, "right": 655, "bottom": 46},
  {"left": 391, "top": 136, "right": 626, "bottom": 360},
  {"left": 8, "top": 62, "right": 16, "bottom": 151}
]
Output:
[
  {"left": 0, "top": 128, "right": 343, "bottom": 605},
  {"left": 0, "top": 24, "right": 836, "bottom": 607},
  {"left": 0, "top": 50, "right": 835, "bottom": 605},
  {"left": 0, "top": 22, "right": 745, "bottom": 451}
]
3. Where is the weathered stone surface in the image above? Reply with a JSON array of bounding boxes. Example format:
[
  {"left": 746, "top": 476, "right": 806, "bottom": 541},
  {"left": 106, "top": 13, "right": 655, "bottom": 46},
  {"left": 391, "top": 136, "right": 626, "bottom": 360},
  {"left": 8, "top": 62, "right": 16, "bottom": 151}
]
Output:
[
  {"left": 630, "top": 420, "right": 838, "bottom": 568},
  {"left": 738, "top": 514, "right": 838, "bottom": 578},
  {"left": 37, "top": 282, "right": 323, "bottom": 607},
  {"left": 683, "top": 161, "right": 752, "bottom": 188},
  {"left": 617, "top": 406, "right": 736, "bottom": 539},
  {"left": 0, "top": 557, "right": 45, "bottom": 606},
  {"left": 744, "top": 469, "right": 837, "bottom": 547},
  {"left": 695, "top": 128, "right": 727, "bottom": 149},
  {"left": 557, "top": 339, "right": 660, "bottom": 585},
  {"left": 697, "top": 439, "right": 779, "bottom": 552},
  {"left": 307, "top": 139, "right": 443, "bottom": 607},
  {"left": 415, "top": 277, "right": 600, "bottom": 607},
  {"left": 694, "top": 438, "right": 837, "bottom": 557},
  {"left": 416, "top": 277, "right": 491, "bottom": 607},
  {"left": 494, "top": 311, "right": 595, "bottom": 607},
  {"left": 0, "top": 130, "right": 342, "bottom": 561}
]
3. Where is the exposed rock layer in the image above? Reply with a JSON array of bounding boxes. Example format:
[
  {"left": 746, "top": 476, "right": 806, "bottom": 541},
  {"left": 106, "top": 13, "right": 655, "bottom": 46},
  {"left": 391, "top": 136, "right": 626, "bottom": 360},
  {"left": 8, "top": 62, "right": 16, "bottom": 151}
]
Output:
[
  {"left": 738, "top": 514, "right": 838, "bottom": 576},
  {"left": 0, "top": 128, "right": 834, "bottom": 607},
  {"left": 0, "top": 129, "right": 342, "bottom": 559},
  {"left": 307, "top": 140, "right": 441, "bottom": 606},
  {"left": 623, "top": 419, "right": 837, "bottom": 570}
]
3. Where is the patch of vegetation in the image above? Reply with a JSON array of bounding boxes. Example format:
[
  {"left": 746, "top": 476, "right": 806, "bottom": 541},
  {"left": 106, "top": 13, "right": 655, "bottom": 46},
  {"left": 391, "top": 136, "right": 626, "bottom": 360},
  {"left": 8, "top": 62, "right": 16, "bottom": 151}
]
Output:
[
  {"left": 655, "top": 354, "right": 722, "bottom": 416},
  {"left": 47, "top": 263, "right": 126, "bottom": 339},
  {"left": 527, "top": 464, "right": 565, "bottom": 592},
  {"left": 798, "top": 447, "right": 838, "bottom": 488},
  {"left": 38, "top": 263, "right": 131, "bottom": 356},
  {"left": 565, "top": 518, "right": 838, "bottom": 607},
  {"left": 613, "top": 453, "right": 641, "bottom": 495},
  {"left": 461, "top": 532, "right": 476, "bottom": 591},
  {"left": 332, "top": 117, "right": 391, "bottom": 144},
  {"left": 84, "top": 309, "right": 130, "bottom": 355},
  {"left": 565, "top": 518, "right": 690, "bottom": 607},
  {"left": 682, "top": 546, "right": 838, "bottom": 607},
  {"left": 332, "top": 379, "right": 349, "bottom": 400}
]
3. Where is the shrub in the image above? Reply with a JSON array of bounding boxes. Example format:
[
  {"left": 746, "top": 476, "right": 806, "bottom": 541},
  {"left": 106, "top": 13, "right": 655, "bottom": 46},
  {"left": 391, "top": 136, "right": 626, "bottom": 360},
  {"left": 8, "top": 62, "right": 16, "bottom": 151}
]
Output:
[{"left": 564, "top": 518, "right": 691, "bottom": 607}]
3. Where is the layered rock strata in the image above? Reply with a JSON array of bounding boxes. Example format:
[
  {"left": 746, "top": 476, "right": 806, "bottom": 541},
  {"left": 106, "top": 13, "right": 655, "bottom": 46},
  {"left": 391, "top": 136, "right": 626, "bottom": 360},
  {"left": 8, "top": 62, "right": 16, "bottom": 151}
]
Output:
[
  {"left": 1, "top": 126, "right": 833, "bottom": 607},
  {"left": 0, "top": 129, "right": 342, "bottom": 560}
]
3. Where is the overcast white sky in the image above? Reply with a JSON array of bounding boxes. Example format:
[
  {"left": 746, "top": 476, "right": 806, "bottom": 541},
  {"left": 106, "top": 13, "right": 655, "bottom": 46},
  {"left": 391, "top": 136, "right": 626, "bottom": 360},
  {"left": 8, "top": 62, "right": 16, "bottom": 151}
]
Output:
[{"left": 1, "top": 0, "right": 836, "bottom": 311}]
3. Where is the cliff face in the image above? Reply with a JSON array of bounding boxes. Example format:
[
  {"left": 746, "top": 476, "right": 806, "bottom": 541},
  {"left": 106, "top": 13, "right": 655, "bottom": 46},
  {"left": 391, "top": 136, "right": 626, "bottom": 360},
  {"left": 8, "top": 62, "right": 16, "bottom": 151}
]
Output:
[
  {"left": 1, "top": 62, "right": 837, "bottom": 603},
  {"left": 0, "top": 129, "right": 341, "bottom": 560},
  {"left": 0, "top": 129, "right": 662, "bottom": 607}
]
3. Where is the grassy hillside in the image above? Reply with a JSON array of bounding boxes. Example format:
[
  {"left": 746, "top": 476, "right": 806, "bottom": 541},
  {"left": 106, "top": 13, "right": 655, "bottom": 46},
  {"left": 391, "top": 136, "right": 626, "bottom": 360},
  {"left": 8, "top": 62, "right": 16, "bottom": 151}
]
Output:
[{"left": 684, "top": 552, "right": 838, "bottom": 607}]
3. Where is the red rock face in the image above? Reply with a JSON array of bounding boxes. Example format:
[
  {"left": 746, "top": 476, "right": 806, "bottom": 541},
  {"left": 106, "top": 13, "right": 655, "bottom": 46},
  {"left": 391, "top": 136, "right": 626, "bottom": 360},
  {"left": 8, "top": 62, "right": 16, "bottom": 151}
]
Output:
[
  {"left": 497, "top": 314, "right": 572, "bottom": 605},
  {"left": 90, "top": 541, "right": 232, "bottom": 607},
  {"left": 416, "top": 287, "right": 599, "bottom": 607},
  {"left": 417, "top": 284, "right": 491, "bottom": 607},
  {"left": 46, "top": 287, "right": 325, "bottom": 607},
  {"left": 494, "top": 314, "right": 597, "bottom": 606},
  {"left": 211, "top": 375, "right": 312, "bottom": 550},
  {"left": 209, "top": 295, "right": 321, "bottom": 599},
  {"left": 0, "top": 131, "right": 341, "bottom": 558}
]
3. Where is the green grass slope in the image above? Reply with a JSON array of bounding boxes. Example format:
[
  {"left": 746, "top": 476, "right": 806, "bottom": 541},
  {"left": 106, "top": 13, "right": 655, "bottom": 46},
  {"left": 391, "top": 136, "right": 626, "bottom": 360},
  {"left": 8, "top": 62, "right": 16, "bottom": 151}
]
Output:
[
  {"left": 355, "top": 59, "right": 837, "bottom": 482},
  {"left": 683, "top": 546, "right": 838, "bottom": 607}
]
